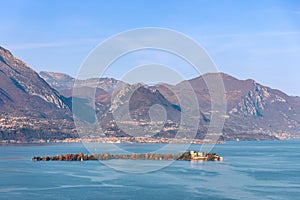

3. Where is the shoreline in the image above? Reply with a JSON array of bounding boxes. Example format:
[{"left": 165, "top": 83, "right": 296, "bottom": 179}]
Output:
[
  {"left": 2, "top": 137, "right": 298, "bottom": 145},
  {"left": 0, "top": 137, "right": 225, "bottom": 144}
]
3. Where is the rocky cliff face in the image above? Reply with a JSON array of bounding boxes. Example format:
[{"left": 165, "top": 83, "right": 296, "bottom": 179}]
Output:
[
  {"left": 0, "top": 46, "right": 75, "bottom": 142},
  {"left": 185, "top": 73, "right": 300, "bottom": 139},
  {"left": 39, "top": 71, "right": 75, "bottom": 96},
  {"left": 225, "top": 78, "right": 300, "bottom": 139},
  {"left": 0, "top": 47, "right": 67, "bottom": 109},
  {"left": 149, "top": 73, "right": 300, "bottom": 140},
  {"left": 109, "top": 83, "right": 181, "bottom": 121}
]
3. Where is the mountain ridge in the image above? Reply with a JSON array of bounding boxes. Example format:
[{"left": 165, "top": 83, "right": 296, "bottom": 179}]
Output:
[
  {"left": 40, "top": 71, "right": 300, "bottom": 140},
  {"left": 0, "top": 45, "right": 299, "bottom": 142}
]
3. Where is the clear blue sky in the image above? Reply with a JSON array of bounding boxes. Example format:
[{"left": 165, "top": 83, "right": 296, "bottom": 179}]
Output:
[{"left": 1, "top": 0, "right": 300, "bottom": 95}]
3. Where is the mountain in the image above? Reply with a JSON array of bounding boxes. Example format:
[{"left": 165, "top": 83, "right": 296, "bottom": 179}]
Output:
[
  {"left": 40, "top": 73, "right": 205, "bottom": 138},
  {"left": 39, "top": 71, "right": 75, "bottom": 97},
  {"left": 0, "top": 46, "right": 76, "bottom": 142},
  {"left": 41, "top": 70, "right": 300, "bottom": 140},
  {"left": 39, "top": 71, "right": 124, "bottom": 98},
  {"left": 154, "top": 73, "right": 300, "bottom": 140},
  {"left": 1, "top": 45, "right": 299, "bottom": 142},
  {"left": 99, "top": 83, "right": 183, "bottom": 137}
]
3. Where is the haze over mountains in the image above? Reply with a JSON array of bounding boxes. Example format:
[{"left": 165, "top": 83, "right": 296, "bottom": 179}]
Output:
[{"left": 0, "top": 46, "right": 299, "bottom": 142}]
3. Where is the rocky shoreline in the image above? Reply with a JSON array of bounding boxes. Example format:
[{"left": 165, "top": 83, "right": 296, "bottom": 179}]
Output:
[{"left": 32, "top": 151, "right": 223, "bottom": 161}]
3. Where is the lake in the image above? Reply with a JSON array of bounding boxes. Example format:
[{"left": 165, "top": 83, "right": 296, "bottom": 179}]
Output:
[{"left": 0, "top": 140, "right": 300, "bottom": 200}]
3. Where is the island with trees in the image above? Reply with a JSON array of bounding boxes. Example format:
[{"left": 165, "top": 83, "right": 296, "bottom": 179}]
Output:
[{"left": 32, "top": 151, "right": 223, "bottom": 162}]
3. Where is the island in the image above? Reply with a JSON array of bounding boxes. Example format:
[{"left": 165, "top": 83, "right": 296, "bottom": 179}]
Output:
[{"left": 32, "top": 151, "right": 223, "bottom": 162}]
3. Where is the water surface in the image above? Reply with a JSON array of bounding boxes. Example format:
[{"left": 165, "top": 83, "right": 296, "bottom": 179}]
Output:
[{"left": 0, "top": 140, "right": 299, "bottom": 200}]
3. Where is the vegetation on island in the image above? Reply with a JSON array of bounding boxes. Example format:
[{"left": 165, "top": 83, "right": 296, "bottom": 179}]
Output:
[{"left": 32, "top": 151, "right": 223, "bottom": 162}]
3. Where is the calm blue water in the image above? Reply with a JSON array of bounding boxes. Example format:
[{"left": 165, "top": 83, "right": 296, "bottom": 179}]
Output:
[{"left": 0, "top": 140, "right": 300, "bottom": 200}]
